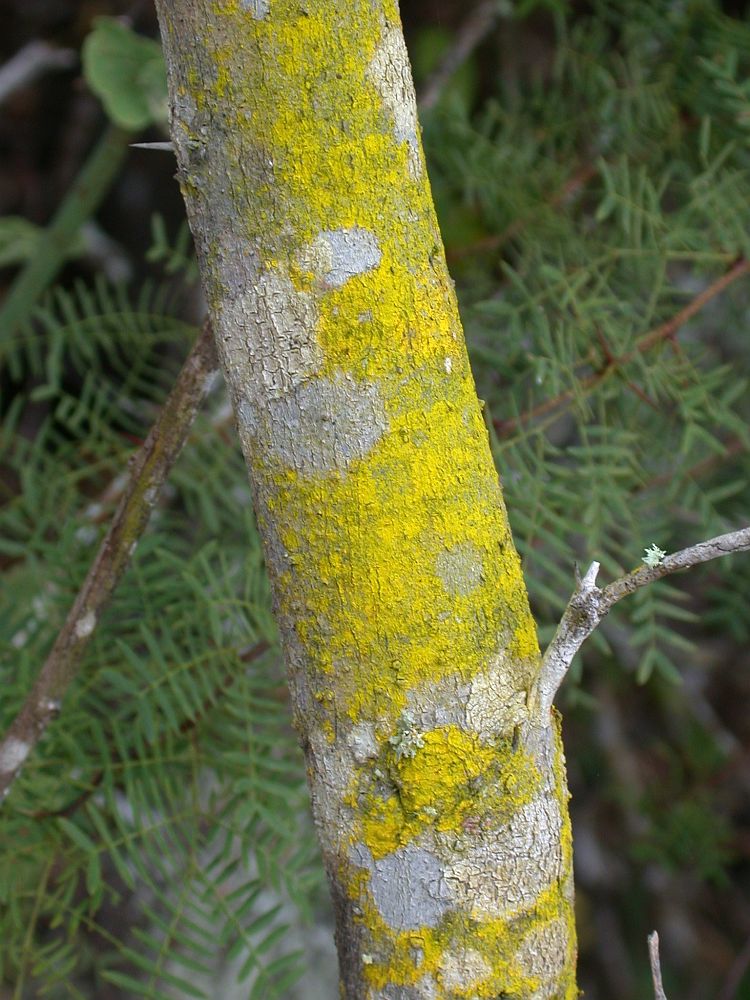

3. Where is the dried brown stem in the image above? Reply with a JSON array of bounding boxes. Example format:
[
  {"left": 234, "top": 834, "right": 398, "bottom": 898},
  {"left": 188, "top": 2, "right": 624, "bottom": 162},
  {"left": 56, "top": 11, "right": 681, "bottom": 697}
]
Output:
[
  {"left": 448, "top": 161, "right": 597, "bottom": 262},
  {"left": 638, "top": 435, "right": 747, "bottom": 496},
  {"left": 0, "top": 321, "right": 218, "bottom": 806}
]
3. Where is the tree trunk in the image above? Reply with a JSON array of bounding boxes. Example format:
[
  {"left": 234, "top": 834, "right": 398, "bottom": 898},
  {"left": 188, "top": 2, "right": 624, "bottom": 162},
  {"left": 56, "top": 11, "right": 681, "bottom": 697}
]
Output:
[{"left": 154, "top": 1, "right": 577, "bottom": 996}]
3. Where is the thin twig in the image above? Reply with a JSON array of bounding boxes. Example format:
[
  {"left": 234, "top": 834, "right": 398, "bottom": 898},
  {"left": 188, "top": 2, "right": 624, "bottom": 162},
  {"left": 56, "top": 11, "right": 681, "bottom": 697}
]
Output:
[
  {"left": 0, "top": 41, "right": 76, "bottom": 107},
  {"left": 0, "top": 321, "right": 218, "bottom": 806},
  {"left": 637, "top": 434, "right": 746, "bottom": 496},
  {"left": 648, "top": 931, "right": 669, "bottom": 1000},
  {"left": 535, "top": 526, "right": 750, "bottom": 714},
  {"left": 418, "top": 0, "right": 499, "bottom": 112},
  {"left": 495, "top": 256, "right": 750, "bottom": 440}
]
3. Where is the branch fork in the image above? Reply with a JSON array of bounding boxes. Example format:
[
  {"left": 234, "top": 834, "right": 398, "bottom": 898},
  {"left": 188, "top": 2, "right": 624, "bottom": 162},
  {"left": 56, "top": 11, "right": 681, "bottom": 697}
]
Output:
[{"left": 536, "top": 527, "right": 750, "bottom": 715}]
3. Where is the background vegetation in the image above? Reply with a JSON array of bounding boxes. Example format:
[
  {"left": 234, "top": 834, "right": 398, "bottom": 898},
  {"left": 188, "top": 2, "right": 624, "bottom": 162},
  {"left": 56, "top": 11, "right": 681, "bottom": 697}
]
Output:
[{"left": 1, "top": 0, "right": 749, "bottom": 997}]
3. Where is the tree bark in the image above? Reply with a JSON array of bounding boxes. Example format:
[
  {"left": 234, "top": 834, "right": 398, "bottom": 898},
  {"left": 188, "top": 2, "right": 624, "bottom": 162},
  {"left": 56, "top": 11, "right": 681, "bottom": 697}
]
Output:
[{"left": 154, "top": 2, "right": 577, "bottom": 996}]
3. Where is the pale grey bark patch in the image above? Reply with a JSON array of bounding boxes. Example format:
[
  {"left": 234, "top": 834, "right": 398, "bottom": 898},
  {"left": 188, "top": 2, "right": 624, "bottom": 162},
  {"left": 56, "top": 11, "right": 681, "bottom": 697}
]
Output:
[
  {"left": 259, "top": 372, "right": 388, "bottom": 475},
  {"left": 240, "top": 0, "right": 270, "bottom": 18},
  {"left": 465, "top": 648, "right": 529, "bottom": 736},
  {"left": 438, "top": 948, "right": 493, "bottom": 992},
  {"left": 347, "top": 722, "right": 380, "bottom": 763},
  {"left": 517, "top": 917, "right": 570, "bottom": 999},
  {"left": 367, "top": 27, "right": 422, "bottom": 178},
  {"left": 443, "top": 785, "right": 564, "bottom": 918},
  {"left": 372, "top": 980, "right": 439, "bottom": 1000},
  {"left": 299, "top": 227, "right": 382, "bottom": 287},
  {"left": 236, "top": 397, "right": 259, "bottom": 439},
  {"left": 404, "top": 676, "right": 473, "bottom": 732},
  {"left": 401, "top": 643, "right": 528, "bottom": 739},
  {"left": 0, "top": 738, "right": 30, "bottom": 773},
  {"left": 226, "top": 271, "right": 321, "bottom": 396},
  {"left": 351, "top": 842, "right": 452, "bottom": 930},
  {"left": 306, "top": 728, "right": 358, "bottom": 845},
  {"left": 435, "top": 540, "right": 483, "bottom": 596}
]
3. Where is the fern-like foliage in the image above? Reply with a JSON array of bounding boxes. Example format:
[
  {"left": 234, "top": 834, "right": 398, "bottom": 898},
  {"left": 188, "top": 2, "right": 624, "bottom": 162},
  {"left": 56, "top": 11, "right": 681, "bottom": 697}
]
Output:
[{"left": 0, "top": 242, "right": 324, "bottom": 998}]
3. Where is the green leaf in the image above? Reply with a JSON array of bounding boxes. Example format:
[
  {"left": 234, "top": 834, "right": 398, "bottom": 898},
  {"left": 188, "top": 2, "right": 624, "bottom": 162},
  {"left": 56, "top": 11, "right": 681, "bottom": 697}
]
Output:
[
  {"left": 57, "top": 817, "right": 97, "bottom": 854},
  {"left": 82, "top": 18, "right": 167, "bottom": 130}
]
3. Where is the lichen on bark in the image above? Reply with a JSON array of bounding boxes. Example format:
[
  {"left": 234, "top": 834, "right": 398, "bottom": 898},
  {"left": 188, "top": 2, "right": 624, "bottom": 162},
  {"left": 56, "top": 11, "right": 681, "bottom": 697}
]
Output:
[{"left": 155, "top": 0, "right": 579, "bottom": 996}]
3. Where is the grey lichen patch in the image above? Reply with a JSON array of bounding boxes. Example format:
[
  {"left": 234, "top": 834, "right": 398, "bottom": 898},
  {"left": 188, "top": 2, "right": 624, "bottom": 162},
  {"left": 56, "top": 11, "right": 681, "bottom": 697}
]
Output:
[
  {"left": 264, "top": 371, "right": 388, "bottom": 475},
  {"left": 240, "top": 0, "right": 270, "bottom": 17},
  {"left": 367, "top": 27, "right": 422, "bottom": 178},
  {"left": 0, "top": 738, "right": 30, "bottom": 773},
  {"left": 465, "top": 648, "right": 530, "bottom": 735},
  {"left": 435, "top": 541, "right": 483, "bottom": 596},
  {"left": 299, "top": 227, "right": 382, "bottom": 287},
  {"left": 443, "top": 791, "right": 564, "bottom": 918},
  {"left": 438, "top": 948, "right": 492, "bottom": 992},
  {"left": 517, "top": 918, "right": 570, "bottom": 999},
  {"left": 351, "top": 842, "right": 452, "bottom": 930},
  {"left": 224, "top": 271, "right": 321, "bottom": 397}
]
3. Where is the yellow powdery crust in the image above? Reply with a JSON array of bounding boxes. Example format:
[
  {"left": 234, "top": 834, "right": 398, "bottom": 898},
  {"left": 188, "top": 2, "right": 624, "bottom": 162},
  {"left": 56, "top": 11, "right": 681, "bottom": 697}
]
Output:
[
  {"left": 359, "top": 726, "right": 540, "bottom": 859},
  {"left": 356, "top": 880, "right": 577, "bottom": 998},
  {"left": 351, "top": 724, "right": 578, "bottom": 997},
  {"left": 169, "top": 2, "right": 576, "bottom": 996},
  {"left": 270, "top": 391, "right": 537, "bottom": 724},
  {"left": 185, "top": 1, "right": 539, "bottom": 726}
]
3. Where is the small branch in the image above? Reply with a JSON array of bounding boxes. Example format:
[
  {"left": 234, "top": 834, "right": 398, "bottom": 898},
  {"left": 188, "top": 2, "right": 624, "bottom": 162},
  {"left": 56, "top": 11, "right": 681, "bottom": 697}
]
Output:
[
  {"left": 0, "top": 321, "right": 218, "bottom": 806},
  {"left": 536, "top": 526, "right": 750, "bottom": 715},
  {"left": 417, "top": 0, "right": 499, "bottom": 113},
  {"left": 637, "top": 434, "right": 746, "bottom": 496},
  {"left": 0, "top": 41, "right": 76, "bottom": 107},
  {"left": 534, "top": 560, "right": 605, "bottom": 715},
  {"left": 648, "top": 931, "right": 669, "bottom": 1000}
]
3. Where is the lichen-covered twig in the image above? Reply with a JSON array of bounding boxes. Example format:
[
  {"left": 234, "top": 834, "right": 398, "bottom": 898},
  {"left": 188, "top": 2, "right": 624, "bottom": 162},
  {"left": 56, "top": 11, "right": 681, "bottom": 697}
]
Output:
[
  {"left": 536, "top": 526, "right": 750, "bottom": 714},
  {"left": 648, "top": 931, "right": 669, "bottom": 1000},
  {"left": 0, "top": 321, "right": 218, "bottom": 805}
]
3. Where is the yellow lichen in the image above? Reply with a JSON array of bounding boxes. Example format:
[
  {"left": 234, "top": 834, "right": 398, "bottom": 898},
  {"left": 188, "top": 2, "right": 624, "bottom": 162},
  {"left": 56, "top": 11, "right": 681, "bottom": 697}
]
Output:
[
  {"left": 356, "top": 726, "right": 541, "bottom": 860},
  {"left": 165, "top": 1, "right": 577, "bottom": 994},
  {"left": 354, "top": 892, "right": 542, "bottom": 997}
]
